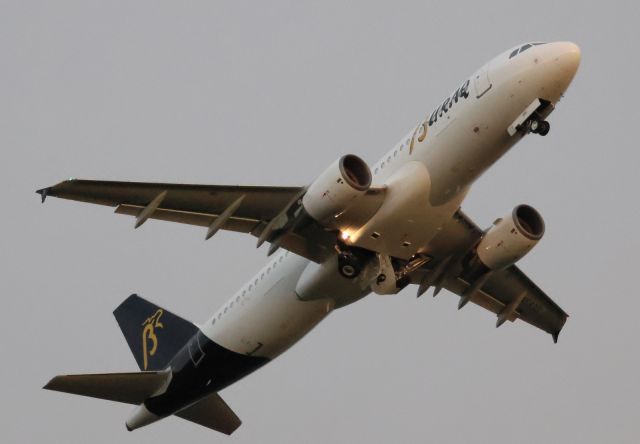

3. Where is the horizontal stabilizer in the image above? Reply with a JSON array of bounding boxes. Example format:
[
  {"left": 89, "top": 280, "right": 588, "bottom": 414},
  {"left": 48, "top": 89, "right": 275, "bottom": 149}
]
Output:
[
  {"left": 176, "top": 393, "right": 241, "bottom": 435},
  {"left": 43, "top": 371, "right": 170, "bottom": 405}
]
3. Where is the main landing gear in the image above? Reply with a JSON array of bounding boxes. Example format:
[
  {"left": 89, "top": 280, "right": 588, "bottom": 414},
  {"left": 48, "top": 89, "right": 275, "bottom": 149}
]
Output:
[
  {"left": 337, "top": 249, "right": 365, "bottom": 278},
  {"left": 528, "top": 118, "right": 550, "bottom": 136}
]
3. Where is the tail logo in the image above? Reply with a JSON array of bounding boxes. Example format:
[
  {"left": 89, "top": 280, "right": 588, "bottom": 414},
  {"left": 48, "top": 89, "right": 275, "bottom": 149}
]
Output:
[{"left": 141, "top": 309, "right": 164, "bottom": 370}]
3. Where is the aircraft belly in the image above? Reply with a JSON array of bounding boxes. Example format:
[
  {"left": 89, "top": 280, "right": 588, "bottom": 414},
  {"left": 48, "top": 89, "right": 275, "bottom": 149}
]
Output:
[
  {"left": 420, "top": 74, "right": 541, "bottom": 207},
  {"left": 296, "top": 255, "right": 370, "bottom": 308},
  {"left": 203, "top": 253, "right": 333, "bottom": 360},
  {"left": 350, "top": 161, "right": 465, "bottom": 260}
]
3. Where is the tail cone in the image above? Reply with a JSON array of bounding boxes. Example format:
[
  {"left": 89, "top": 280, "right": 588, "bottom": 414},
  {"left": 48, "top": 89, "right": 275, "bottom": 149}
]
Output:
[{"left": 126, "top": 404, "right": 160, "bottom": 431}]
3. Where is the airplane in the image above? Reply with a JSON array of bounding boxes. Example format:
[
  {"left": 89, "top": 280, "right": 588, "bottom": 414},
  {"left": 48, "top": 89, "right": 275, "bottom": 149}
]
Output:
[{"left": 38, "top": 41, "right": 581, "bottom": 434}]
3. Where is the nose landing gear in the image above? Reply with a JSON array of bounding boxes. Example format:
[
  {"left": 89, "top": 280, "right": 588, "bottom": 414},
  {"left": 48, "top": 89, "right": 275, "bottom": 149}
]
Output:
[{"left": 528, "top": 118, "right": 550, "bottom": 136}]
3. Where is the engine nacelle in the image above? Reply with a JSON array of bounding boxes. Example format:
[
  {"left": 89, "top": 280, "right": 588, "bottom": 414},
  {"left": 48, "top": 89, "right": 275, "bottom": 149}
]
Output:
[
  {"left": 477, "top": 205, "right": 545, "bottom": 270},
  {"left": 302, "top": 154, "right": 372, "bottom": 224}
]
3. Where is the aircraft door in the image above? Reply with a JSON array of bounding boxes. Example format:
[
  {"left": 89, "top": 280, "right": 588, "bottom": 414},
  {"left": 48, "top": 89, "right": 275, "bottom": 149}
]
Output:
[
  {"left": 188, "top": 331, "right": 207, "bottom": 366},
  {"left": 473, "top": 65, "right": 492, "bottom": 98}
]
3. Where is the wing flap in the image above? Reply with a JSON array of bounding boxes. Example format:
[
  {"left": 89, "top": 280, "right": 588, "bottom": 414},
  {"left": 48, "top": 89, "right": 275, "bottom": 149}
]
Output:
[
  {"left": 115, "top": 204, "right": 261, "bottom": 234},
  {"left": 38, "top": 179, "right": 342, "bottom": 263},
  {"left": 440, "top": 265, "right": 568, "bottom": 340},
  {"left": 422, "top": 209, "right": 568, "bottom": 341},
  {"left": 443, "top": 276, "right": 518, "bottom": 322},
  {"left": 39, "top": 179, "right": 302, "bottom": 221},
  {"left": 483, "top": 266, "right": 568, "bottom": 337}
]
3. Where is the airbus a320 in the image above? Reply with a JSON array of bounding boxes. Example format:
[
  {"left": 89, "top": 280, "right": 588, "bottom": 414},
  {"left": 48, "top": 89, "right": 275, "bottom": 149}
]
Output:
[{"left": 39, "top": 41, "right": 581, "bottom": 434}]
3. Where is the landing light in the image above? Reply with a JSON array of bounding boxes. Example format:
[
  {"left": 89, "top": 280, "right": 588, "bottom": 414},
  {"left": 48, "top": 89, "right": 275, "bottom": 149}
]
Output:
[{"left": 341, "top": 231, "right": 351, "bottom": 241}]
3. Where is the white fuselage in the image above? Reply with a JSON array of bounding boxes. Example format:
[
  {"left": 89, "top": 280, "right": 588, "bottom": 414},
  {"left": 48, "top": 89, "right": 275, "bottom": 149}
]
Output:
[{"left": 201, "top": 42, "right": 580, "bottom": 363}]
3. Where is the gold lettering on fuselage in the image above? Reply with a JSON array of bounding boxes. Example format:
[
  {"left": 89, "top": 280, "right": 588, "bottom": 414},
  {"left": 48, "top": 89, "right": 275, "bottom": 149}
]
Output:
[
  {"left": 409, "top": 121, "right": 428, "bottom": 154},
  {"left": 141, "top": 309, "right": 164, "bottom": 370},
  {"left": 410, "top": 78, "right": 470, "bottom": 154}
]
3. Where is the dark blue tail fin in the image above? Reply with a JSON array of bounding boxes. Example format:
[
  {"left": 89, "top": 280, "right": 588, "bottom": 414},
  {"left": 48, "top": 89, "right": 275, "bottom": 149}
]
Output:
[{"left": 113, "top": 294, "right": 198, "bottom": 371}]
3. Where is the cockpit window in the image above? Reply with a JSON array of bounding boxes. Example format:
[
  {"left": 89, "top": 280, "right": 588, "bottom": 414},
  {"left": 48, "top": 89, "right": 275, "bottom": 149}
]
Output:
[
  {"left": 519, "top": 43, "right": 532, "bottom": 53},
  {"left": 509, "top": 42, "right": 546, "bottom": 59}
]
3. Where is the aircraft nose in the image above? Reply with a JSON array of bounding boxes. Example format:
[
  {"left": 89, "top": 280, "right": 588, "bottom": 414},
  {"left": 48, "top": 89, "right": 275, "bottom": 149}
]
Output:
[
  {"left": 533, "top": 41, "right": 581, "bottom": 101},
  {"left": 554, "top": 41, "right": 581, "bottom": 77}
]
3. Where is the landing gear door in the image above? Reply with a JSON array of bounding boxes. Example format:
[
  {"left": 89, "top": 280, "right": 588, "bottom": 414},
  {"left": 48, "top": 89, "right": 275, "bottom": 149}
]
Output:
[
  {"left": 370, "top": 254, "right": 398, "bottom": 295},
  {"left": 473, "top": 65, "right": 492, "bottom": 98}
]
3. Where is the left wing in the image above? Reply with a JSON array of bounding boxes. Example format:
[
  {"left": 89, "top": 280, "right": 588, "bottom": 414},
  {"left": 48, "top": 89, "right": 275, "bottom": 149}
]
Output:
[
  {"left": 36, "top": 179, "right": 342, "bottom": 262},
  {"left": 414, "top": 210, "right": 568, "bottom": 342},
  {"left": 441, "top": 265, "right": 568, "bottom": 342}
]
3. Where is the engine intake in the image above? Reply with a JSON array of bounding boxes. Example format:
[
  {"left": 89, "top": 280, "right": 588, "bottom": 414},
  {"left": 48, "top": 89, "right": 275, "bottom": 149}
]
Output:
[
  {"left": 476, "top": 204, "right": 545, "bottom": 270},
  {"left": 302, "top": 154, "right": 372, "bottom": 224}
]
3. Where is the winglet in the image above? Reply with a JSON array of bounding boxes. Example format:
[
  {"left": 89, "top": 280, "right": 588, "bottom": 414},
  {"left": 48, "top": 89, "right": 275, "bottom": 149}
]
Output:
[{"left": 36, "top": 187, "right": 51, "bottom": 203}]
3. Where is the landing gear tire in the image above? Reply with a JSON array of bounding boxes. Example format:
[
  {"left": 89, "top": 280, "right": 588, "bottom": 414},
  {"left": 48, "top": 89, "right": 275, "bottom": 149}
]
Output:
[
  {"left": 529, "top": 119, "right": 550, "bottom": 136},
  {"left": 530, "top": 119, "right": 540, "bottom": 133},
  {"left": 338, "top": 251, "right": 362, "bottom": 279},
  {"left": 537, "top": 120, "right": 550, "bottom": 136}
]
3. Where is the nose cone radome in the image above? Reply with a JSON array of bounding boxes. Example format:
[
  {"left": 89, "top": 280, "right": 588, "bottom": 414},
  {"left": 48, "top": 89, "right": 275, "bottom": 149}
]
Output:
[
  {"left": 555, "top": 41, "right": 581, "bottom": 78},
  {"left": 536, "top": 41, "right": 581, "bottom": 101}
]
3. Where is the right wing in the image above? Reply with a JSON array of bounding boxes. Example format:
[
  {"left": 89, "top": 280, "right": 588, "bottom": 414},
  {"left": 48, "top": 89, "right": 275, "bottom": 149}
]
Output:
[{"left": 37, "top": 179, "right": 385, "bottom": 263}]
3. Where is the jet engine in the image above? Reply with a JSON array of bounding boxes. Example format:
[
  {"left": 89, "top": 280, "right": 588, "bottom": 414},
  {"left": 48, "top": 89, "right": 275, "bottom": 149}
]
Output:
[
  {"left": 302, "top": 154, "right": 372, "bottom": 224},
  {"left": 476, "top": 205, "right": 545, "bottom": 270}
]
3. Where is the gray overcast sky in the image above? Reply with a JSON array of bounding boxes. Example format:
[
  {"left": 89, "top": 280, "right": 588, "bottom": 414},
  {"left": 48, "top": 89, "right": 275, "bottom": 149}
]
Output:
[{"left": 2, "top": 1, "right": 639, "bottom": 443}]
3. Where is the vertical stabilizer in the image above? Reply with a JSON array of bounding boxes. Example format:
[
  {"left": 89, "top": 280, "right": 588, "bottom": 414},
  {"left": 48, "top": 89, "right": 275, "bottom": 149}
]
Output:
[{"left": 113, "top": 294, "right": 198, "bottom": 370}]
